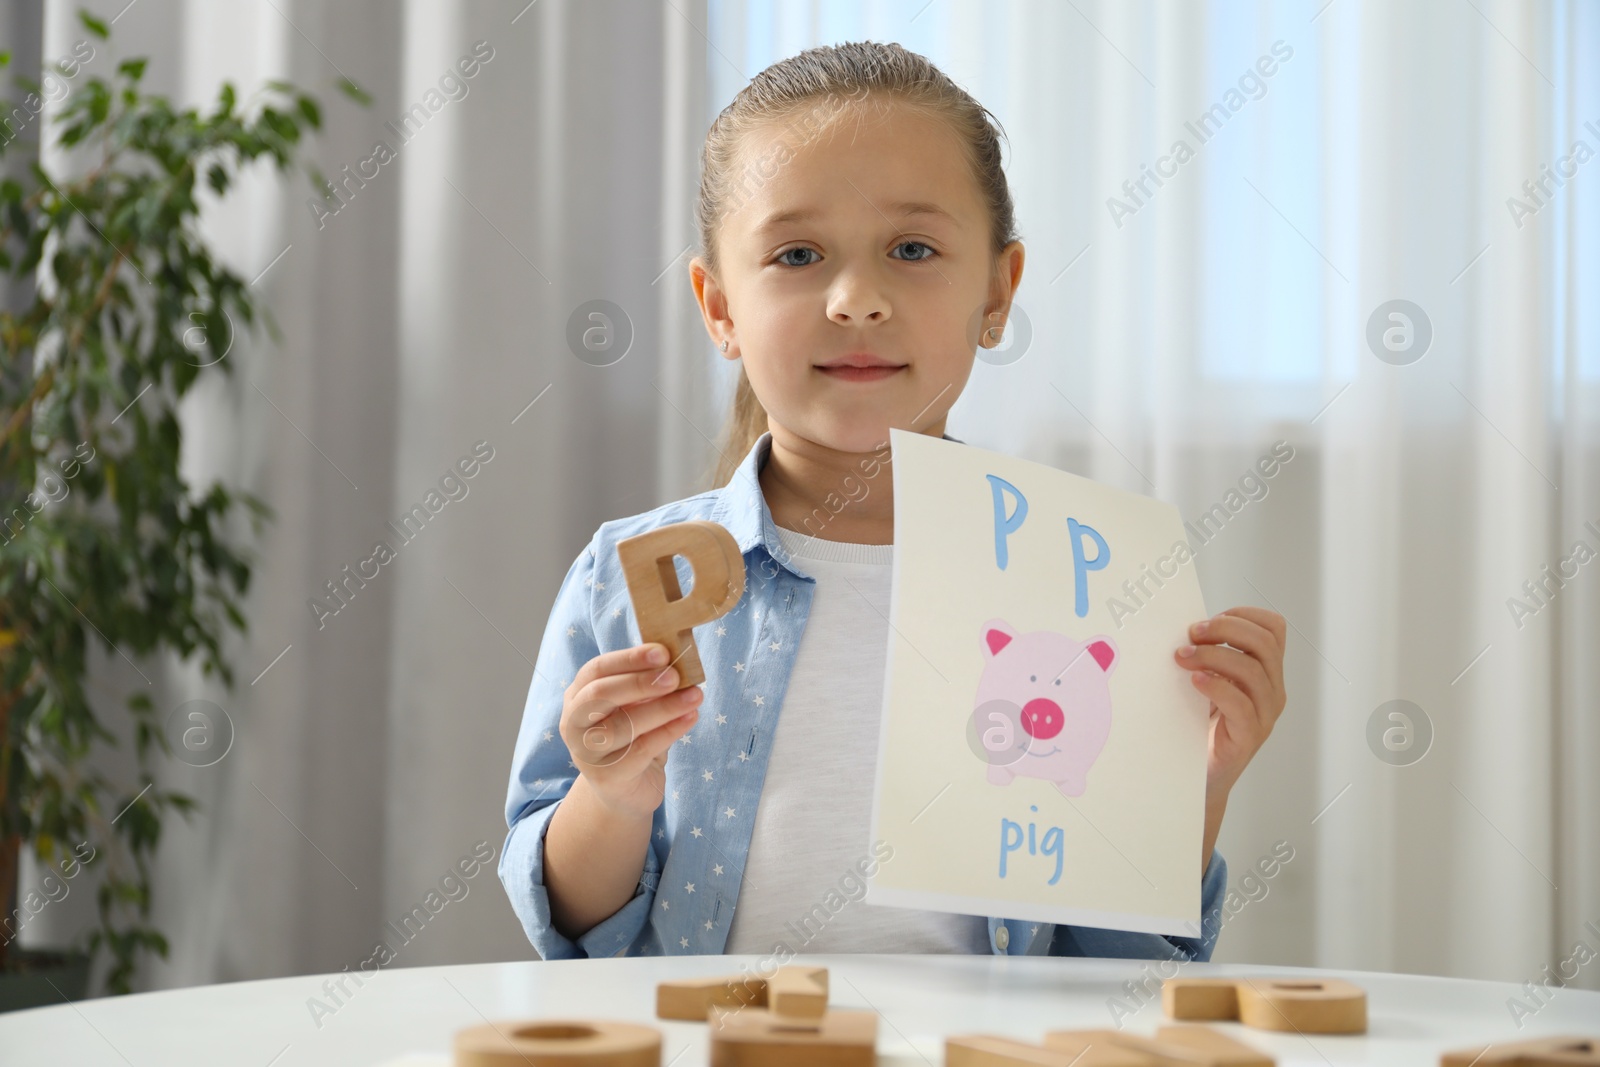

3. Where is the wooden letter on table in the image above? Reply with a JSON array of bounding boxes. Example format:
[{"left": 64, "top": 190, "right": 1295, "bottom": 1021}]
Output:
[
  {"left": 765, "top": 965, "right": 828, "bottom": 1028},
  {"left": 655, "top": 972, "right": 768, "bottom": 1021},
  {"left": 947, "top": 1033, "right": 1145, "bottom": 1066},
  {"left": 1044, "top": 1026, "right": 1274, "bottom": 1066},
  {"left": 707, "top": 1004, "right": 876, "bottom": 1067},
  {"left": 655, "top": 966, "right": 825, "bottom": 1024},
  {"left": 1163, "top": 977, "right": 1366, "bottom": 1034},
  {"left": 616, "top": 521, "right": 745, "bottom": 689},
  {"left": 1440, "top": 1036, "right": 1600, "bottom": 1066},
  {"left": 453, "top": 1019, "right": 661, "bottom": 1066},
  {"left": 1153, "top": 1025, "right": 1275, "bottom": 1066}
]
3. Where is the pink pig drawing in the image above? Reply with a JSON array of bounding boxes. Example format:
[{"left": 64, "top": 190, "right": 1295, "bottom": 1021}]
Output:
[{"left": 969, "top": 618, "right": 1119, "bottom": 797}]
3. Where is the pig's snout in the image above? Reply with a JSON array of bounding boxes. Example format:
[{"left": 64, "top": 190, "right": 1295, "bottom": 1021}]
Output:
[{"left": 1021, "top": 698, "right": 1064, "bottom": 740}]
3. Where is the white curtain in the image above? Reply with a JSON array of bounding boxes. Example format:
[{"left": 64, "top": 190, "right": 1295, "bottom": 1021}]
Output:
[{"left": 21, "top": 0, "right": 1595, "bottom": 995}]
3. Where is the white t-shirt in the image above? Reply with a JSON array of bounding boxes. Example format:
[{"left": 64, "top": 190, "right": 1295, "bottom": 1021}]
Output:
[{"left": 721, "top": 524, "right": 991, "bottom": 956}]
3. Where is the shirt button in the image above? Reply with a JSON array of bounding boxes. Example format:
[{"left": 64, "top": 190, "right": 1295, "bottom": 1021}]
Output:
[{"left": 995, "top": 926, "right": 1010, "bottom": 951}]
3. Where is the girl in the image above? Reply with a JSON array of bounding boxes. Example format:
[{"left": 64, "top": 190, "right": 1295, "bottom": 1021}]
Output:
[{"left": 500, "top": 41, "right": 1286, "bottom": 963}]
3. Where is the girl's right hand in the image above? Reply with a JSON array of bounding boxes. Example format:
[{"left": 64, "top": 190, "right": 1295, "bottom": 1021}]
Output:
[{"left": 559, "top": 642, "right": 703, "bottom": 820}]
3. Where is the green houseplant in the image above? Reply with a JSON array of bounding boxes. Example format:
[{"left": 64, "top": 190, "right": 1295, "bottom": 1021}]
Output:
[{"left": 0, "top": 9, "right": 359, "bottom": 1003}]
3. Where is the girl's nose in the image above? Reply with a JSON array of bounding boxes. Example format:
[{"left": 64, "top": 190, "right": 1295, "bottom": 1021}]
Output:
[{"left": 827, "top": 271, "right": 892, "bottom": 326}]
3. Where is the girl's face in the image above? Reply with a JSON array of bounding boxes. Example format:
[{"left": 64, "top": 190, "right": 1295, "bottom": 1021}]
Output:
[{"left": 691, "top": 97, "right": 1025, "bottom": 456}]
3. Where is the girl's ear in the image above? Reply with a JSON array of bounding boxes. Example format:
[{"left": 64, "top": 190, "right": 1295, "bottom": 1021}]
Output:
[
  {"left": 689, "top": 255, "right": 738, "bottom": 361},
  {"left": 979, "top": 241, "right": 1027, "bottom": 343},
  {"left": 994, "top": 240, "right": 1026, "bottom": 300}
]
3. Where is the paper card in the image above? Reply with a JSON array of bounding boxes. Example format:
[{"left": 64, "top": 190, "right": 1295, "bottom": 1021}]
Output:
[{"left": 865, "top": 429, "right": 1210, "bottom": 937}]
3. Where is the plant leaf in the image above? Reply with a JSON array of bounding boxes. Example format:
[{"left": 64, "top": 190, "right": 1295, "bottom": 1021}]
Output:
[
  {"left": 337, "top": 76, "right": 371, "bottom": 106},
  {"left": 79, "top": 10, "right": 110, "bottom": 38}
]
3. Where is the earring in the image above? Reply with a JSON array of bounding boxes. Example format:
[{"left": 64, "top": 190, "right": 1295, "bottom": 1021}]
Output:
[
  {"left": 720, "top": 340, "right": 729, "bottom": 352},
  {"left": 985, "top": 324, "right": 1005, "bottom": 343}
]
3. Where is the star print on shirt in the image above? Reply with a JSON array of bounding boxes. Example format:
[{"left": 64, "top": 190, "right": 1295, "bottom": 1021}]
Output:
[
  {"left": 684, "top": 882, "right": 695, "bottom": 894},
  {"left": 690, "top": 826, "right": 703, "bottom": 838},
  {"left": 714, "top": 713, "right": 727, "bottom": 725},
  {"left": 703, "top": 919, "right": 714, "bottom": 930},
  {"left": 661, "top": 900, "right": 669, "bottom": 910},
  {"left": 656, "top": 828, "right": 664, "bottom": 839},
  {"left": 715, "top": 625, "right": 727, "bottom": 636},
  {"left": 723, "top": 806, "right": 736, "bottom": 818},
  {"left": 678, "top": 734, "right": 692, "bottom": 745},
  {"left": 751, "top": 695, "right": 764, "bottom": 706},
  {"left": 733, "top": 661, "right": 745, "bottom": 672},
  {"left": 713, "top": 864, "right": 724, "bottom": 875},
  {"left": 702, "top": 770, "right": 713, "bottom": 782},
  {"left": 768, "top": 640, "right": 781, "bottom": 651},
  {"left": 679, "top": 937, "right": 689, "bottom": 948},
  {"left": 737, "top": 751, "right": 750, "bottom": 762},
  {"left": 566, "top": 626, "right": 576, "bottom": 637},
  {"left": 611, "top": 607, "right": 623, "bottom": 618}
]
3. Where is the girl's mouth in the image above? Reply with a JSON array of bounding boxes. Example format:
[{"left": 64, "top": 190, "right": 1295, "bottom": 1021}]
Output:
[{"left": 816, "top": 365, "right": 906, "bottom": 382}]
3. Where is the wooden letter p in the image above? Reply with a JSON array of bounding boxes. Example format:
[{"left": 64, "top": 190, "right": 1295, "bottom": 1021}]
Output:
[{"left": 616, "top": 521, "right": 746, "bottom": 689}]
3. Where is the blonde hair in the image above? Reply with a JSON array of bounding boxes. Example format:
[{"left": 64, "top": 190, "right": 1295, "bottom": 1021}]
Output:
[{"left": 697, "top": 40, "right": 1018, "bottom": 489}]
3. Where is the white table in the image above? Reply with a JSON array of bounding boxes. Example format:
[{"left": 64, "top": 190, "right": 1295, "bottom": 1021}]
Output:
[{"left": 2, "top": 954, "right": 1595, "bottom": 1065}]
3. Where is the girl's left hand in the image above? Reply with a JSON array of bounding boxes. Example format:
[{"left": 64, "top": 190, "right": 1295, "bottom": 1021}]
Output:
[{"left": 1174, "top": 606, "right": 1287, "bottom": 799}]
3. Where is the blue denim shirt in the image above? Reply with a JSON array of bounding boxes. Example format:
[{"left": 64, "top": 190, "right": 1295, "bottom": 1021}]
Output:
[{"left": 499, "top": 431, "right": 1228, "bottom": 961}]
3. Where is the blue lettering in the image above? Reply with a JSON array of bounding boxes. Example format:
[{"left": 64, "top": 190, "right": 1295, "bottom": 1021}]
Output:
[
  {"left": 1042, "top": 827, "right": 1064, "bottom": 885},
  {"left": 1067, "top": 517, "right": 1109, "bottom": 617},
  {"left": 1000, "top": 811, "right": 1067, "bottom": 886},
  {"left": 999, "top": 817, "right": 1023, "bottom": 878},
  {"left": 986, "top": 474, "right": 1029, "bottom": 570}
]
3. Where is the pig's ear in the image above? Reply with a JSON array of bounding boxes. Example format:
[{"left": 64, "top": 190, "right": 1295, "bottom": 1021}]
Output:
[
  {"left": 1086, "top": 637, "right": 1117, "bottom": 673},
  {"left": 981, "top": 619, "right": 1018, "bottom": 658}
]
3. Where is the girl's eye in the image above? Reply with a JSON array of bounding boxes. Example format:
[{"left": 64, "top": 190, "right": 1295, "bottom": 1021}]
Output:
[
  {"left": 892, "top": 240, "right": 937, "bottom": 262},
  {"left": 776, "top": 247, "right": 819, "bottom": 267}
]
